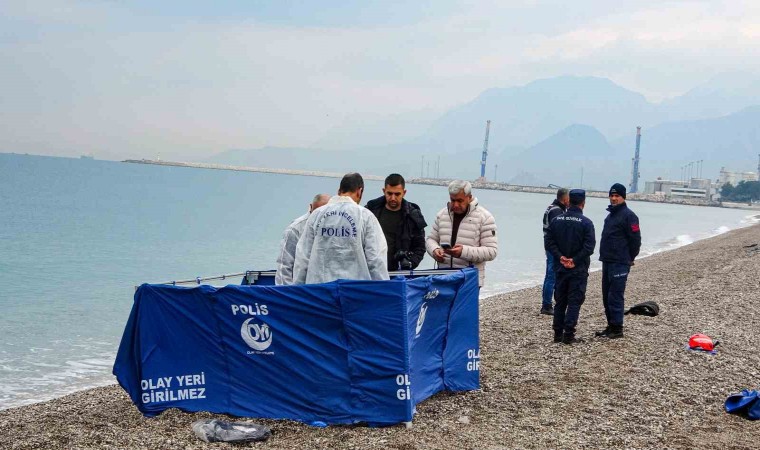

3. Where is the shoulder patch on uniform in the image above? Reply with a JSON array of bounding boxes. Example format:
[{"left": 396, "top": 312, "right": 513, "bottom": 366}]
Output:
[{"left": 631, "top": 223, "right": 640, "bottom": 232}]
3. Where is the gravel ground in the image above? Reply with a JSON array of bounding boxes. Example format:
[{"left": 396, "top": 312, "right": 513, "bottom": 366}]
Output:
[{"left": 2, "top": 224, "right": 759, "bottom": 449}]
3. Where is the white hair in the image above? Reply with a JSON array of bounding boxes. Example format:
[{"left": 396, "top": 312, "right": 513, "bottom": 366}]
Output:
[
  {"left": 448, "top": 180, "right": 472, "bottom": 196},
  {"left": 312, "top": 193, "right": 330, "bottom": 204}
]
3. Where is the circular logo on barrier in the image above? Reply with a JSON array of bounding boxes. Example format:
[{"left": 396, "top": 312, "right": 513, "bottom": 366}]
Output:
[
  {"left": 416, "top": 302, "right": 428, "bottom": 336},
  {"left": 241, "top": 318, "right": 273, "bottom": 351}
]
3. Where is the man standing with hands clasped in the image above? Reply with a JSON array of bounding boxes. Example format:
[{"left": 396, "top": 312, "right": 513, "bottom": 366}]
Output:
[{"left": 544, "top": 189, "right": 596, "bottom": 345}]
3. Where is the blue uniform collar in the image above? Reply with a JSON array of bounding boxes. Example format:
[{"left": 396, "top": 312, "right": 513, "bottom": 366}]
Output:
[{"left": 606, "top": 202, "right": 627, "bottom": 213}]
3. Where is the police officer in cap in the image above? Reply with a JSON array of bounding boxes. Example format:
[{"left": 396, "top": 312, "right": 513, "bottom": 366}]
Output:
[
  {"left": 544, "top": 189, "right": 596, "bottom": 344},
  {"left": 596, "top": 183, "right": 641, "bottom": 339}
]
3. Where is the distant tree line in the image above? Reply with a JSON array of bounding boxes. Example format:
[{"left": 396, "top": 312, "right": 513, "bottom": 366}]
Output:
[{"left": 720, "top": 181, "right": 760, "bottom": 202}]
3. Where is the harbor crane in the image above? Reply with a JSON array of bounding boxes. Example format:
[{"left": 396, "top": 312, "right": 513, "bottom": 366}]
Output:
[
  {"left": 629, "top": 126, "right": 642, "bottom": 194},
  {"left": 480, "top": 120, "right": 491, "bottom": 179}
]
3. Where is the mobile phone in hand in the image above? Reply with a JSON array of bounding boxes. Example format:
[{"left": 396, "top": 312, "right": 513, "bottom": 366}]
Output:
[{"left": 441, "top": 243, "right": 452, "bottom": 250}]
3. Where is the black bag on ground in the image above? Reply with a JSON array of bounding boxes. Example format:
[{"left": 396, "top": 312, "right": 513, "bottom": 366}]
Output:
[{"left": 624, "top": 301, "right": 660, "bottom": 316}]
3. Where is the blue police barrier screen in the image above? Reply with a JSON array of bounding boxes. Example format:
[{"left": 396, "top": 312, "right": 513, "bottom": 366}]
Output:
[{"left": 113, "top": 268, "right": 480, "bottom": 425}]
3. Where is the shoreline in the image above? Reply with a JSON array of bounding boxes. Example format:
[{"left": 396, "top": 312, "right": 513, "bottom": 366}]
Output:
[
  {"left": 2, "top": 224, "right": 759, "bottom": 448},
  {"left": 122, "top": 159, "right": 760, "bottom": 211}
]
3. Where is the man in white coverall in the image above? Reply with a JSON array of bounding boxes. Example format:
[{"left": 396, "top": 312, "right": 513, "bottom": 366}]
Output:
[
  {"left": 293, "top": 173, "right": 389, "bottom": 284},
  {"left": 426, "top": 180, "right": 498, "bottom": 287},
  {"left": 275, "top": 193, "right": 330, "bottom": 285}
]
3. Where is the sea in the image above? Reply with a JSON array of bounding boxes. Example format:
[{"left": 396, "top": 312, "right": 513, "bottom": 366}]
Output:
[{"left": 1, "top": 152, "right": 757, "bottom": 410}]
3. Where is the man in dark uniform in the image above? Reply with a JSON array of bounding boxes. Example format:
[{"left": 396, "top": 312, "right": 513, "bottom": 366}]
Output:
[
  {"left": 365, "top": 173, "right": 427, "bottom": 271},
  {"left": 596, "top": 183, "right": 641, "bottom": 339},
  {"left": 544, "top": 189, "right": 596, "bottom": 345},
  {"left": 540, "top": 188, "right": 569, "bottom": 315}
]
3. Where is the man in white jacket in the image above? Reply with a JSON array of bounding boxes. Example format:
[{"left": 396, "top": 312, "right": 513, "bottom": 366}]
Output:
[
  {"left": 426, "top": 180, "right": 498, "bottom": 287},
  {"left": 293, "top": 173, "right": 389, "bottom": 285},
  {"left": 274, "top": 193, "right": 330, "bottom": 285}
]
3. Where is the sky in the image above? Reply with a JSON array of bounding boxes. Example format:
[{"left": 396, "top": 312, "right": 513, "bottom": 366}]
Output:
[{"left": 2, "top": 0, "right": 760, "bottom": 160}]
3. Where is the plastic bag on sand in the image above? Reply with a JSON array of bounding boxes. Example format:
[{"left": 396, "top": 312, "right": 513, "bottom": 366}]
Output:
[{"left": 192, "top": 419, "right": 271, "bottom": 443}]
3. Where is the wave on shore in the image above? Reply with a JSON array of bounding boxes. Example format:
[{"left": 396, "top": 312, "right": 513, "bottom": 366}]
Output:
[
  {"left": 481, "top": 213, "right": 760, "bottom": 299},
  {"left": 642, "top": 213, "right": 759, "bottom": 259}
]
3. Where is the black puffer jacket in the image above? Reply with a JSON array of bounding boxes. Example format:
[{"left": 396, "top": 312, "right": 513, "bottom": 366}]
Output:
[{"left": 365, "top": 196, "right": 427, "bottom": 269}]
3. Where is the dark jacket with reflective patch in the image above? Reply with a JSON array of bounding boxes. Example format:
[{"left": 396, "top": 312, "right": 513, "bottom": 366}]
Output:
[
  {"left": 599, "top": 202, "right": 641, "bottom": 265},
  {"left": 542, "top": 199, "right": 567, "bottom": 236},
  {"left": 544, "top": 206, "right": 596, "bottom": 273},
  {"left": 366, "top": 196, "right": 427, "bottom": 269}
]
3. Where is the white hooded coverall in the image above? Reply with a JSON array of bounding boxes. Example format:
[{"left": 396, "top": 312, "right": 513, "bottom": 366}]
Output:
[
  {"left": 274, "top": 212, "right": 309, "bottom": 285},
  {"left": 293, "top": 195, "right": 389, "bottom": 284}
]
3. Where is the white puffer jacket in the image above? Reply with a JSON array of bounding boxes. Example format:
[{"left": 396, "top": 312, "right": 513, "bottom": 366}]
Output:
[{"left": 425, "top": 198, "right": 498, "bottom": 287}]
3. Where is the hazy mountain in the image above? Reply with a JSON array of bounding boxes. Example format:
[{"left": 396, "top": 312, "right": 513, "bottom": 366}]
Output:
[
  {"left": 659, "top": 72, "right": 760, "bottom": 122},
  {"left": 206, "top": 74, "right": 760, "bottom": 189},
  {"left": 310, "top": 108, "right": 443, "bottom": 150},
  {"left": 495, "top": 124, "right": 627, "bottom": 190},
  {"left": 611, "top": 106, "right": 760, "bottom": 183},
  {"left": 413, "top": 76, "right": 657, "bottom": 154}
]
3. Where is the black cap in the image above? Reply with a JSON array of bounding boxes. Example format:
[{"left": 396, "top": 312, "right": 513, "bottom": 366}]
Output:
[
  {"left": 569, "top": 189, "right": 586, "bottom": 203},
  {"left": 609, "top": 183, "right": 627, "bottom": 199}
]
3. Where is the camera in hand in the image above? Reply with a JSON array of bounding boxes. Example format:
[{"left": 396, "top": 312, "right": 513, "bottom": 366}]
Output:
[{"left": 394, "top": 250, "right": 414, "bottom": 270}]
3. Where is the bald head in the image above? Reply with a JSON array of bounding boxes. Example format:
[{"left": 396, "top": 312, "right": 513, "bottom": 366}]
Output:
[{"left": 310, "top": 193, "right": 330, "bottom": 212}]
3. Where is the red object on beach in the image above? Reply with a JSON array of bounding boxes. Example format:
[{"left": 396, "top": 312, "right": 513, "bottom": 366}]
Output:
[{"left": 689, "top": 334, "right": 718, "bottom": 351}]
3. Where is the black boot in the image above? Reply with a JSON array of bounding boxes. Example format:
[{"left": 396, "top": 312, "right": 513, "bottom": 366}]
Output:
[
  {"left": 595, "top": 326, "right": 611, "bottom": 337},
  {"left": 607, "top": 325, "right": 624, "bottom": 339},
  {"left": 561, "top": 332, "right": 583, "bottom": 345},
  {"left": 540, "top": 306, "right": 554, "bottom": 316},
  {"left": 553, "top": 330, "right": 563, "bottom": 343}
]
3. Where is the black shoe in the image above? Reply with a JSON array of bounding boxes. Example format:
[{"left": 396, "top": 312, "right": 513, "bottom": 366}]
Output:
[
  {"left": 553, "top": 331, "right": 563, "bottom": 343},
  {"left": 561, "top": 334, "right": 584, "bottom": 345},
  {"left": 595, "top": 326, "right": 611, "bottom": 337},
  {"left": 540, "top": 306, "right": 554, "bottom": 316},
  {"left": 607, "top": 326, "right": 624, "bottom": 339}
]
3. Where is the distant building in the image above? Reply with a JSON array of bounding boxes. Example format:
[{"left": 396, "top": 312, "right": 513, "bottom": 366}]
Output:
[
  {"left": 670, "top": 187, "right": 708, "bottom": 199},
  {"left": 719, "top": 167, "right": 758, "bottom": 186},
  {"left": 643, "top": 177, "right": 715, "bottom": 200},
  {"left": 643, "top": 179, "right": 684, "bottom": 196}
]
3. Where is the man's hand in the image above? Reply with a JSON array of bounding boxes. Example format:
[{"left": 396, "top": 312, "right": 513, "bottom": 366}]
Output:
[
  {"left": 446, "top": 244, "right": 463, "bottom": 258},
  {"left": 433, "top": 248, "right": 446, "bottom": 263},
  {"left": 559, "top": 256, "right": 575, "bottom": 269}
]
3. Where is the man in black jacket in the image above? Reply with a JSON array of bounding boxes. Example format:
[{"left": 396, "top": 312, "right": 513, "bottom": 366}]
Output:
[
  {"left": 596, "top": 183, "right": 641, "bottom": 339},
  {"left": 365, "top": 174, "right": 427, "bottom": 271},
  {"left": 544, "top": 189, "right": 596, "bottom": 344},
  {"left": 540, "top": 188, "right": 569, "bottom": 315}
]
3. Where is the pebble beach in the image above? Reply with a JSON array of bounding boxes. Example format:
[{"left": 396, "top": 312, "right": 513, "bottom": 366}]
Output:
[{"left": 2, "top": 223, "right": 759, "bottom": 449}]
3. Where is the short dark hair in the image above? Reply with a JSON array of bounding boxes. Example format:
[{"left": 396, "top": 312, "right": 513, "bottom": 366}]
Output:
[
  {"left": 384, "top": 173, "right": 405, "bottom": 188},
  {"left": 339, "top": 173, "right": 364, "bottom": 194},
  {"left": 557, "top": 188, "right": 569, "bottom": 199},
  {"left": 569, "top": 196, "right": 584, "bottom": 206}
]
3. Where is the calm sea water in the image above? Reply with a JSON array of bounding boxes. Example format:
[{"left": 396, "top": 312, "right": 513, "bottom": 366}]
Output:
[{"left": 0, "top": 153, "right": 756, "bottom": 409}]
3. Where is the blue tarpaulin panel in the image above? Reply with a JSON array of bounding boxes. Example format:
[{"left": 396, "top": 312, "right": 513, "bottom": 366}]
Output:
[{"left": 113, "top": 268, "right": 480, "bottom": 425}]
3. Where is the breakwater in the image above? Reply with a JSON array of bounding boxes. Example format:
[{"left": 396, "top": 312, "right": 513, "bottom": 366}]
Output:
[{"left": 123, "top": 159, "right": 759, "bottom": 210}]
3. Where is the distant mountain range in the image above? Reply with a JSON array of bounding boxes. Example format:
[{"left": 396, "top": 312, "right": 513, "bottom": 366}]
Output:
[{"left": 206, "top": 73, "right": 760, "bottom": 189}]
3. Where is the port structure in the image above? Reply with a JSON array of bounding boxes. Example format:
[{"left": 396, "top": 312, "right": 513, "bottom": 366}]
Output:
[
  {"left": 480, "top": 120, "right": 491, "bottom": 179},
  {"left": 629, "top": 126, "right": 642, "bottom": 194}
]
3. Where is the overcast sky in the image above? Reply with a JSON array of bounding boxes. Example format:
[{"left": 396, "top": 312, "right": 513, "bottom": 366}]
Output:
[{"left": 2, "top": 0, "right": 759, "bottom": 160}]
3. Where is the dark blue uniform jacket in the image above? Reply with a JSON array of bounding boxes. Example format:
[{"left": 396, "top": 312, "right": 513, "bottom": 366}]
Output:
[
  {"left": 542, "top": 198, "right": 567, "bottom": 236},
  {"left": 544, "top": 206, "right": 596, "bottom": 273},
  {"left": 599, "top": 202, "right": 641, "bottom": 265}
]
